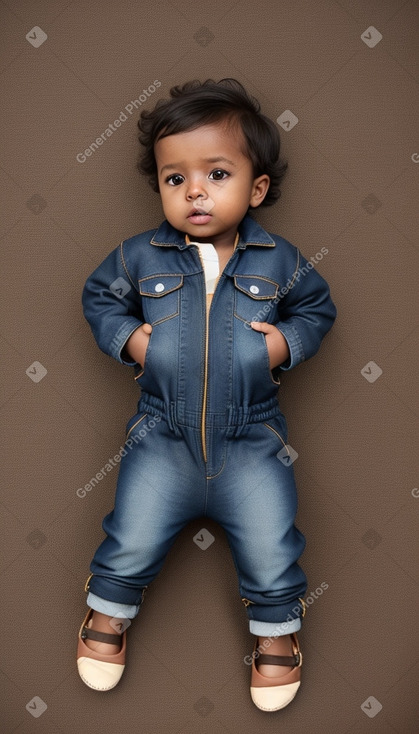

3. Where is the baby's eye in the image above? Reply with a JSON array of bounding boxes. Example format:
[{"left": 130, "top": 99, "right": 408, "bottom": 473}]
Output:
[
  {"left": 166, "top": 174, "right": 184, "bottom": 186},
  {"left": 209, "top": 169, "right": 229, "bottom": 181}
]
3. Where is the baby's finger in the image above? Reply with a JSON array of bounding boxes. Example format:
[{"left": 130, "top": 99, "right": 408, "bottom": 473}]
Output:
[
  {"left": 141, "top": 322, "right": 153, "bottom": 335},
  {"left": 250, "top": 321, "right": 272, "bottom": 333}
]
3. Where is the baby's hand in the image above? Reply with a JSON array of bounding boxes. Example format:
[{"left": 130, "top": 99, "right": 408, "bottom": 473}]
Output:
[
  {"left": 125, "top": 323, "right": 152, "bottom": 367},
  {"left": 250, "top": 321, "right": 290, "bottom": 369}
]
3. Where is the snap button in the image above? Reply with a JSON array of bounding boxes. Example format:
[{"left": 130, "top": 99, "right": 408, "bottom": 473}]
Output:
[
  {"left": 154, "top": 282, "right": 165, "bottom": 293},
  {"left": 249, "top": 284, "right": 259, "bottom": 294}
]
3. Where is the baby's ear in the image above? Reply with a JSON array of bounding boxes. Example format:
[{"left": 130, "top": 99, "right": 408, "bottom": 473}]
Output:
[{"left": 250, "top": 174, "right": 270, "bottom": 207}]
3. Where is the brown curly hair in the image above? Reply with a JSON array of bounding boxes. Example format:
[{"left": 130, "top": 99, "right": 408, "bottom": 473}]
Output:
[{"left": 137, "top": 78, "right": 288, "bottom": 207}]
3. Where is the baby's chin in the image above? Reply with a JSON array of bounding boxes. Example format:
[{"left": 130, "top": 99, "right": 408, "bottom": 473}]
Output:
[{"left": 176, "top": 219, "right": 218, "bottom": 239}]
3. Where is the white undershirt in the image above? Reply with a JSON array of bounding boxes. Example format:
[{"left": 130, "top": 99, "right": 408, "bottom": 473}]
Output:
[{"left": 189, "top": 241, "right": 220, "bottom": 295}]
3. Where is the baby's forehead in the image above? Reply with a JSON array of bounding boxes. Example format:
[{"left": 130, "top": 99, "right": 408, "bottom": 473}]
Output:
[{"left": 155, "top": 120, "right": 247, "bottom": 158}]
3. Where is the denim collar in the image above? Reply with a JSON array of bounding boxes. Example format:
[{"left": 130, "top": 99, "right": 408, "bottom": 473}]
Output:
[{"left": 150, "top": 213, "right": 276, "bottom": 250}]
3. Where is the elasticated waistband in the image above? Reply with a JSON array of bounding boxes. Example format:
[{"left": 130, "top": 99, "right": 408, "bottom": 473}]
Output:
[{"left": 138, "top": 393, "right": 281, "bottom": 428}]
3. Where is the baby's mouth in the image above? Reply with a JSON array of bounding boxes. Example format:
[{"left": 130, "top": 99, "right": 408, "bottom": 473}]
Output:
[
  {"left": 187, "top": 208, "right": 213, "bottom": 224},
  {"left": 188, "top": 207, "right": 212, "bottom": 216}
]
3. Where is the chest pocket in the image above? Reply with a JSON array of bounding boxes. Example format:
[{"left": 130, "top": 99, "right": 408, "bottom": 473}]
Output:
[
  {"left": 233, "top": 275, "right": 279, "bottom": 323},
  {"left": 139, "top": 274, "right": 183, "bottom": 326}
]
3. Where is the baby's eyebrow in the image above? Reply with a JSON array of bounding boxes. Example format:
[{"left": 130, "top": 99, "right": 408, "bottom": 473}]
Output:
[
  {"left": 205, "top": 157, "right": 236, "bottom": 166},
  {"left": 159, "top": 156, "right": 236, "bottom": 174}
]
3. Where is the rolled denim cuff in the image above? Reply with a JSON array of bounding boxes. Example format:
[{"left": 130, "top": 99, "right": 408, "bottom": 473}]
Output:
[
  {"left": 112, "top": 319, "right": 144, "bottom": 365},
  {"left": 249, "top": 617, "right": 301, "bottom": 637},
  {"left": 243, "top": 595, "right": 306, "bottom": 624},
  {"left": 275, "top": 323, "right": 304, "bottom": 371},
  {"left": 87, "top": 591, "right": 140, "bottom": 619}
]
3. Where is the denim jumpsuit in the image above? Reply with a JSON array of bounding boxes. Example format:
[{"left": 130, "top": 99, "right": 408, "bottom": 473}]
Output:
[{"left": 82, "top": 214, "right": 336, "bottom": 637}]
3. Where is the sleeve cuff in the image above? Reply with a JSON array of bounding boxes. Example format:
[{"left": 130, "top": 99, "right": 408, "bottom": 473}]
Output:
[
  {"left": 110, "top": 319, "right": 143, "bottom": 365},
  {"left": 275, "top": 323, "right": 305, "bottom": 371}
]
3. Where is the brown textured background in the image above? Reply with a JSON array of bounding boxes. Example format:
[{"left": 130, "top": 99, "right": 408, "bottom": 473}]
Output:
[{"left": 1, "top": 1, "right": 418, "bottom": 732}]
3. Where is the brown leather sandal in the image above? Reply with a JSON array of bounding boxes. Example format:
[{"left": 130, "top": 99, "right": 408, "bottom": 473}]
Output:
[
  {"left": 250, "top": 632, "right": 302, "bottom": 711},
  {"left": 77, "top": 607, "right": 127, "bottom": 691}
]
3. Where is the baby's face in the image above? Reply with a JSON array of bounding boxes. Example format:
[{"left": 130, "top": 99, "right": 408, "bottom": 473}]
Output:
[{"left": 154, "top": 122, "right": 269, "bottom": 247}]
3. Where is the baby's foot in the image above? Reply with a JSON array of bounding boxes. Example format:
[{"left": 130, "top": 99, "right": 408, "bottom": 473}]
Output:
[
  {"left": 83, "top": 611, "right": 122, "bottom": 655},
  {"left": 256, "top": 634, "right": 294, "bottom": 677}
]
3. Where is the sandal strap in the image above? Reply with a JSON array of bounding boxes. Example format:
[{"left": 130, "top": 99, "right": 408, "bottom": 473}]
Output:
[
  {"left": 256, "top": 652, "right": 301, "bottom": 667},
  {"left": 81, "top": 626, "right": 122, "bottom": 645}
]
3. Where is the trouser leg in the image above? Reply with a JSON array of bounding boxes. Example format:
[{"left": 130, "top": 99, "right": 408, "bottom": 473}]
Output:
[
  {"left": 85, "top": 415, "right": 204, "bottom": 613},
  {"left": 207, "top": 419, "right": 307, "bottom": 636}
]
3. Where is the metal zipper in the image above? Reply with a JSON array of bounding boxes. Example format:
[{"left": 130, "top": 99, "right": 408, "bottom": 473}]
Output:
[
  {"left": 201, "top": 306, "right": 209, "bottom": 463},
  {"left": 195, "top": 245, "right": 209, "bottom": 463},
  {"left": 193, "top": 234, "right": 239, "bottom": 465}
]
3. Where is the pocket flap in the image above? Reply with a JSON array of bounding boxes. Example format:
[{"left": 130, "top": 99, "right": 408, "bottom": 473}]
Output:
[
  {"left": 139, "top": 274, "right": 183, "bottom": 297},
  {"left": 234, "top": 275, "right": 278, "bottom": 299}
]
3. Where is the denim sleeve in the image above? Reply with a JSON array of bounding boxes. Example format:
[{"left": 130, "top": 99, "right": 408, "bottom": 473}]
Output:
[
  {"left": 82, "top": 243, "right": 143, "bottom": 366},
  {"left": 274, "top": 249, "right": 337, "bottom": 371}
]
